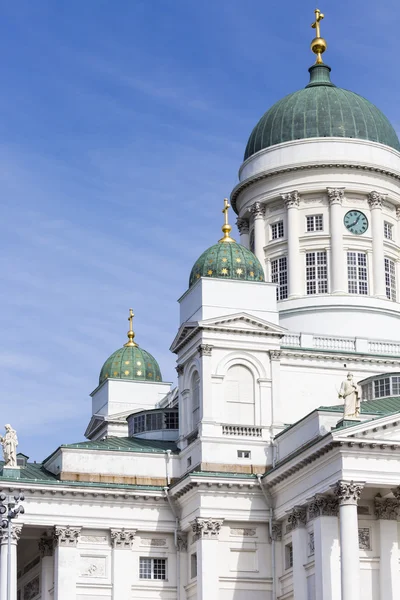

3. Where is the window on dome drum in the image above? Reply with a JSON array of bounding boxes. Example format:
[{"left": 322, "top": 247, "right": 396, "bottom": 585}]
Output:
[
  {"left": 285, "top": 543, "right": 293, "bottom": 569},
  {"left": 384, "top": 221, "right": 393, "bottom": 240},
  {"left": 271, "top": 221, "right": 284, "bottom": 240},
  {"left": 139, "top": 558, "right": 167, "bottom": 580},
  {"left": 250, "top": 229, "right": 255, "bottom": 253},
  {"left": 133, "top": 415, "right": 145, "bottom": 434},
  {"left": 164, "top": 411, "right": 179, "bottom": 430},
  {"left": 192, "top": 373, "right": 200, "bottom": 430},
  {"left": 271, "top": 256, "right": 288, "bottom": 300},
  {"left": 190, "top": 553, "right": 197, "bottom": 579},
  {"left": 306, "top": 251, "right": 328, "bottom": 294},
  {"left": 347, "top": 252, "right": 368, "bottom": 295},
  {"left": 385, "top": 257, "right": 396, "bottom": 301},
  {"left": 306, "top": 214, "right": 323, "bottom": 232},
  {"left": 362, "top": 375, "right": 400, "bottom": 399},
  {"left": 374, "top": 378, "right": 390, "bottom": 398}
]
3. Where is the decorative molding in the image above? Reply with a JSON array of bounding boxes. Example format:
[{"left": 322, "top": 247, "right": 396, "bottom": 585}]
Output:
[
  {"left": 282, "top": 190, "right": 300, "bottom": 209},
  {"left": 375, "top": 497, "right": 399, "bottom": 520},
  {"left": 270, "top": 522, "right": 282, "bottom": 542},
  {"left": 333, "top": 481, "right": 363, "bottom": 506},
  {"left": 308, "top": 494, "right": 338, "bottom": 519},
  {"left": 1, "top": 524, "right": 23, "bottom": 544},
  {"left": 54, "top": 526, "right": 81, "bottom": 547},
  {"left": 140, "top": 538, "right": 167, "bottom": 547},
  {"left": 79, "top": 556, "right": 106, "bottom": 578},
  {"left": 230, "top": 527, "right": 256, "bottom": 537},
  {"left": 110, "top": 528, "right": 136, "bottom": 549},
  {"left": 176, "top": 532, "right": 188, "bottom": 552},
  {"left": 175, "top": 364, "right": 184, "bottom": 376},
  {"left": 38, "top": 535, "right": 54, "bottom": 557},
  {"left": 236, "top": 217, "right": 250, "bottom": 234},
  {"left": 287, "top": 506, "right": 307, "bottom": 530},
  {"left": 269, "top": 350, "right": 282, "bottom": 361},
  {"left": 326, "top": 187, "right": 345, "bottom": 205},
  {"left": 368, "top": 191, "right": 384, "bottom": 209},
  {"left": 308, "top": 531, "right": 315, "bottom": 556},
  {"left": 358, "top": 527, "right": 371, "bottom": 550},
  {"left": 197, "top": 344, "right": 213, "bottom": 357},
  {"left": 250, "top": 202, "right": 265, "bottom": 219},
  {"left": 23, "top": 576, "right": 39, "bottom": 600},
  {"left": 392, "top": 486, "right": 400, "bottom": 499},
  {"left": 191, "top": 518, "right": 224, "bottom": 540},
  {"left": 80, "top": 535, "right": 108, "bottom": 544}
]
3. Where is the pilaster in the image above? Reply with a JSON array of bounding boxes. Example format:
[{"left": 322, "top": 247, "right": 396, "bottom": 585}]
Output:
[
  {"left": 250, "top": 203, "right": 266, "bottom": 275},
  {"left": 110, "top": 529, "right": 136, "bottom": 599},
  {"left": 0, "top": 525, "right": 22, "bottom": 600},
  {"left": 269, "top": 350, "right": 282, "bottom": 429},
  {"left": 288, "top": 506, "right": 307, "bottom": 600},
  {"left": 282, "top": 191, "right": 302, "bottom": 297},
  {"left": 39, "top": 536, "right": 54, "bottom": 600},
  {"left": 368, "top": 191, "right": 386, "bottom": 298},
  {"left": 197, "top": 344, "right": 213, "bottom": 425},
  {"left": 176, "top": 532, "right": 188, "bottom": 599},
  {"left": 53, "top": 526, "right": 81, "bottom": 600},
  {"left": 375, "top": 497, "right": 400, "bottom": 600},
  {"left": 236, "top": 217, "right": 250, "bottom": 248},
  {"left": 191, "top": 518, "right": 223, "bottom": 600},
  {"left": 327, "top": 187, "right": 346, "bottom": 294}
]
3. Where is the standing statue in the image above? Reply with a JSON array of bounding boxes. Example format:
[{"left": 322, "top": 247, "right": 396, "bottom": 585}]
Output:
[
  {"left": 339, "top": 373, "right": 361, "bottom": 419},
  {"left": 0, "top": 424, "right": 18, "bottom": 467}
]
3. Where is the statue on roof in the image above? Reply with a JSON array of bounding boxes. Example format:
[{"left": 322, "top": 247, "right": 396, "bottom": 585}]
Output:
[
  {"left": 0, "top": 424, "right": 18, "bottom": 468},
  {"left": 339, "top": 373, "right": 361, "bottom": 419}
]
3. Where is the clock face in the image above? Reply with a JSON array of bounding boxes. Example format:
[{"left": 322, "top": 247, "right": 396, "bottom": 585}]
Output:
[{"left": 344, "top": 210, "right": 368, "bottom": 235}]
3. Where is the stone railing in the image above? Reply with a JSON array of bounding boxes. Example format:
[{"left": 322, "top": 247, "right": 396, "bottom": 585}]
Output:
[
  {"left": 222, "top": 425, "right": 262, "bottom": 437},
  {"left": 281, "top": 333, "right": 301, "bottom": 346},
  {"left": 368, "top": 340, "right": 400, "bottom": 354},
  {"left": 281, "top": 331, "right": 400, "bottom": 356},
  {"left": 313, "top": 336, "right": 356, "bottom": 351}
]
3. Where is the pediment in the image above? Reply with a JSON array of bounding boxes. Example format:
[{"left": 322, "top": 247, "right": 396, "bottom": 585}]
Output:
[
  {"left": 200, "top": 312, "right": 286, "bottom": 336},
  {"left": 333, "top": 413, "right": 400, "bottom": 443},
  {"left": 84, "top": 415, "right": 105, "bottom": 438}
]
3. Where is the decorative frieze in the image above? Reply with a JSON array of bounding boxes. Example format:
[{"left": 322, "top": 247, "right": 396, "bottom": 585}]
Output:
[
  {"left": 308, "top": 531, "right": 315, "bottom": 556},
  {"left": 368, "top": 191, "right": 384, "bottom": 209},
  {"left": 191, "top": 518, "right": 224, "bottom": 540},
  {"left": 38, "top": 535, "right": 54, "bottom": 557},
  {"left": 308, "top": 494, "right": 338, "bottom": 519},
  {"left": 374, "top": 497, "right": 399, "bottom": 520},
  {"left": 54, "top": 526, "right": 81, "bottom": 547},
  {"left": 176, "top": 532, "right": 188, "bottom": 551},
  {"left": 287, "top": 506, "right": 307, "bottom": 530},
  {"left": 333, "top": 481, "right": 363, "bottom": 505},
  {"left": 282, "top": 190, "right": 300, "bottom": 209},
  {"left": 326, "top": 187, "right": 345, "bottom": 205},
  {"left": 140, "top": 538, "right": 167, "bottom": 547},
  {"left": 236, "top": 218, "right": 250, "bottom": 234},
  {"left": 230, "top": 527, "right": 256, "bottom": 537},
  {"left": 110, "top": 528, "right": 136, "bottom": 549},
  {"left": 79, "top": 556, "right": 106, "bottom": 578},
  {"left": 270, "top": 522, "right": 282, "bottom": 542},
  {"left": 197, "top": 344, "right": 213, "bottom": 357},
  {"left": 250, "top": 202, "right": 265, "bottom": 219},
  {"left": 80, "top": 535, "right": 108, "bottom": 544},
  {"left": 358, "top": 527, "right": 371, "bottom": 550}
]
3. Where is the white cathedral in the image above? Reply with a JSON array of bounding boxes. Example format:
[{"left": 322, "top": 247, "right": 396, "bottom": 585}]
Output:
[{"left": 3, "top": 9, "right": 400, "bottom": 600}]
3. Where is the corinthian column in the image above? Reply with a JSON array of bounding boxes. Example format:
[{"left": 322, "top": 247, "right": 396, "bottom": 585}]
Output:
[
  {"left": 282, "top": 191, "right": 302, "bottom": 297},
  {"left": 288, "top": 506, "right": 307, "bottom": 600},
  {"left": 191, "top": 518, "right": 223, "bottom": 600},
  {"left": 236, "top": 217, "right": 250, "bottom": 248},
  {"left": 250, "top": 203, "right": 266, "bottom": 275},
  {"left": 110, "top": 528, "right": 136, "bottom": 599},
  {"left": 53, "top": 526, "right": 81, "bottom": 600},
  {"left": 334, "top": 481, "right": 363, "bottom": 600},
  {"left": 39, "top": 535, "right": 54, "bottom": 600},
  {"left": 368, "top": 191, "right": 386, "bottom": 298},
  {"left": 375, "top": 497, "right": 400, "bottom": 599},
  {"left": 0, "top": 524, "right": 22, "bottom": 600},
  {"left": 327, "top": 188, "right": 346, "bottom": 294}
]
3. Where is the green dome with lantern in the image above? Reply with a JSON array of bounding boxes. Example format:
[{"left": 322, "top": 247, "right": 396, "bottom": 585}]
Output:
[
  {"left": 189, "top": 199, "right": 265, "bottom": 287},
  {"left": 99, "top": 310, "right": 162, "bottom": 385}
]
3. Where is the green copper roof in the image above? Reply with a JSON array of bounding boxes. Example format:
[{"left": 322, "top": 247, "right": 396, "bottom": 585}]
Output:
[
  {"left": 62, "top": 437, "right": 178, "bottom": 453},
  {"left": 244, "top": 64, "right": 400, "bottom": 160},
  {"left": 99, "top": 345, "right": 162, "bottom": 385},
  {"left": 320, "top": 396, "right": 400, "bottom": 416},
  {"left": 189, "top": 241, "right": 264, "bottom": 287}
]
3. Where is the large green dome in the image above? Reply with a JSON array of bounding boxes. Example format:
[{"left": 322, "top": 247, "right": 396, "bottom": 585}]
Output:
[
  {"left": 189, "top": 241, "right": 264, "bottom": 287},
  {"left": 99, "top": 345, "right": 162, "bottom": 385},
  {"left": 244, "top": 64, "right": 400, "bottom": 160}
]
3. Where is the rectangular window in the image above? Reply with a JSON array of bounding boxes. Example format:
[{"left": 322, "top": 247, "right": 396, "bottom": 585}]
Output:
[
  {"left": 306, "top": 214, "right": 323, "bottom": 232},
  {"left": 146, "top": 412, "right": 163, "bottom": 431},
  {"left": 305, "top": 251, "right": 328, "bottom": 294},
  {"left": 271, "top": 221, "right": 284, "bottom": 240},
  {"left": 190, "top": 553, "right": 197, "bottom": 579},
  {"left": 385, "top": 257, "right": 396, "bottom": 301},
  {"left": 347, "top": 252, "right": 368, "bottom": 294},
  {"left": 392, "top": 376, "right": 400, "bottom": 395},
  {"left": 285, "top": 543, "right": 293, "bottom": 569},
  {"left": 374, "top": 377, "right": 390, "bottom": 398},
  {"left": 237, "top": 450, "right": 251, "bottom": 459},
  {"left": 271, "top": 256, "right": 288, "bottom": 300},
  {"left": 139, "top": 558, "right": 167, "bottom": 580},
  {"left": 164, "top": 411, "right": 179, "bottom": 430},
  {"left": 384, "top": 221, "right": 393, "bottom": 240},
  {"left": 134, "top": 415, "right": 145, "bottom": 434}
]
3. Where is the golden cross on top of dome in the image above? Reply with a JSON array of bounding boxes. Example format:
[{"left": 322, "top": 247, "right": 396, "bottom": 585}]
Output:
[
  {"left": 124, "top": 308, "right": 138, "bottom": 347},
  {"left": 219, "top": 198, "right": 235, "bottom": 243},
  {"left": 311, "top": 8, "right": 327, "bottom": 65}
]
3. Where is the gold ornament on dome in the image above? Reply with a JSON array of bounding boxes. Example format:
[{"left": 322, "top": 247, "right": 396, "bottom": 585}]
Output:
[
  {"left": 124, "top": 308, "right": 138, "bottom": 347},
  {"left": 218, "top": 198, "right": 235, "bottom": 243},
  {"left": 311, "top": 8, "right": 327, "bottom": 64}
]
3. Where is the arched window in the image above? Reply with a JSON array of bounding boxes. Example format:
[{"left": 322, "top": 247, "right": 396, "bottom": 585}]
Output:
[
  {"left": 249, "top": 229, "right": 255, "bottom": 253},
  {"left": 224, "top": 365, "right": 255, "bottom": 425},
  {"left": 192, "top": 372, "right": 200, "bottom": 430}
]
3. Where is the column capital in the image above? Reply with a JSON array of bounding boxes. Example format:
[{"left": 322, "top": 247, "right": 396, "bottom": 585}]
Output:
[
  {"left": 38, "top": 535, "right": 54, "bottom": 557},
  {"left": 374, "top": 497, "right": 399, "bottom": 520},
  {"left": 396, "top": 207, "right": 400, "bottom": 220},
  {"left": 191, "top": 517, "right": 224, "bottom": 540},
  {"left": 368, "top": 191, "right": 385, "bottom": 209},
  {"left": 270, "top": 522, "right": 283, "bottom": 542},
  {"left": 327, "top": 187, "right": 345, "bottom": 205},
  {"left": 0, "top": 524, "right": 23, "bottom": 544},
  {"left": 250, "top": 202, "right": 265, "bottom": 219},
  {"left": 333, "top": 480, "right": 364, "bottom": 505},
  {"left": 110, "top": 528, "right": 136, "bottom": 549},
  {"left": 54, "top": 525, "right": 81, "bottom": 547},
  {"left": 197, "top": 344, "right": 213, "bottom": 357},
  {"left": 175, "top": 364, "right": 184, "bottom": 376},
  {"left": 287, "top": 505, "right": 307, "bottom": 529},
  {"left": 236, "top": 217, "right": 250, "bottom": 234},
  {"left": 282, "top": 190, "right": 300, "bottom": 209},
  {"left": 269, "top": 350, "right": 282, "bottom": 361},
  {"left": 176, "top": 531, "right": 188, "bottom": 551},
  {"left": 308, "top": 494, "right": 338, "bottom": 519}
]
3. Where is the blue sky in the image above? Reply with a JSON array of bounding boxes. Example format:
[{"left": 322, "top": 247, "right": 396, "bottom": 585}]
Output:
[{"left": 1, "top": 0, "right": 400, "bottom": 460}]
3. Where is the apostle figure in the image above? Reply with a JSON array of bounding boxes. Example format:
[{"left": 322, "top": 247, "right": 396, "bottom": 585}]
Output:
[
  {"left": 0, "top": 424, "right": 18, "bottom": 467},
  {"left": 339, "top": 373, "right": 361, "bottom": 419}
]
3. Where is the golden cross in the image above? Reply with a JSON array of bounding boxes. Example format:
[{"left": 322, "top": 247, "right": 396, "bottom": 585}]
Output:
[
  {"left": 311, "top": 8, "right": 324, "bottom": 38},
  {"left": 222, "top": 198, "right": 230, "bottom": 226},
  {"left": 128, "top": 308, "right": 134, "bottom": 331}
]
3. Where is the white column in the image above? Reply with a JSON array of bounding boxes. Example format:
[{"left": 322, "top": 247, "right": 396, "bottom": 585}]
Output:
[
  {"left": 192, "top": 518, "right": 223, "bottom": 600},
  {"left": 250, "top": 203, "right": 266, "bottom": 275},
  {"left": 334, "top": 481, "right": 363, "bottom": 600},
  {"left": 375, "top": 498, "right": 400, "bottom": 599},
  {"left": 110, "top": 529, "right": 136, "bottom": 599},
  {"left": 0, "top": 524, "right": 22, "bottom": 600},
  {"left": 327, "top": 188, "right": 346, "bottom": 294},
  {"left": 39, "top": 535, "right": 55, "bottom": 600},
  {"left": 288, "top": 507, "right": 308, "bottom": 600},
  {"left": 177, "top": 531, "right": 188, "bottom": 600},
  {"left": 282, "top": 191, "right": 302, "bottom": 297},
  {"left": 236, "top": 217, "right": 250, "bottom": 248},
  {"left": 368, "top": 192, "right": 386, "bottom": 298},
  {"left": 53, "top": 526, "right": 81, "bottom": 600},
  {"left": 269, "top": 350, "right": 282, "bottom": 430},
  {"left": 197, "top": 344, "right": 213, "bottom": 426},
  {"left": 270, "top": 522, "right": 283, "bottom": 599},
  {"left": 309, "top": 495, "right": 341, "bottom": 600}
]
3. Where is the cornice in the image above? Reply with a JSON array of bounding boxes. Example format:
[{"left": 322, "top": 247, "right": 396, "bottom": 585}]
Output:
[{"left": 280, "top": 347, "right": 400, "bottom": 366}]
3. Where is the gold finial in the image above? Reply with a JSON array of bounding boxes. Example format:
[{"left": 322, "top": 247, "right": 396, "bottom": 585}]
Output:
[
  {"left": 218, "top": 198, "right": 235, "bottom": 243},
  {"left": 124, "top": 308, "right": 138, "bottom": 347},
  {"left": 311, "top": 8, "right": 327, "bottom": 64}
]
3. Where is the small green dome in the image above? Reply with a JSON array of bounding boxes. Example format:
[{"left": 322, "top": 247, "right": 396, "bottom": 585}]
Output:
[
  {"left": 244, "top": 64, "right": 400, "bottom": 160},
  {"left": 189, "top": 241, "right": 265, "bottom": 287},
  {"left": 99, "top": 345, "right": 162, "bottom": 385}
]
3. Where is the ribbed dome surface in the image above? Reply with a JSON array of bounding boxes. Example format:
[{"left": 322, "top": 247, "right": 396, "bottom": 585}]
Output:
[
  {"left": 189, "top": 242, "right": 264, "bottom": 287},
  {"left": 99, "top": 345, "right": 162, "bottom": 385},
  {"left": 244, "top": 65, "right": 400, "bottom": 160}
]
